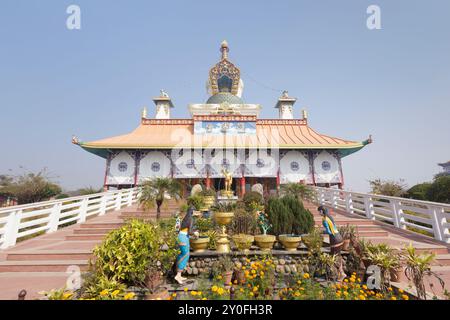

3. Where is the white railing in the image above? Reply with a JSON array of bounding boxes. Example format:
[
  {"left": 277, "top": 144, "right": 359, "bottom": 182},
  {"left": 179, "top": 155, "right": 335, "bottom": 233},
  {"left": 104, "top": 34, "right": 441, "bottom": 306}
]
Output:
[
  {"left": 0, "top": 188, "right": 140, "bottom": 250},
  {"left": 309, "top": 186, "right": 450, "bottom": 244}
]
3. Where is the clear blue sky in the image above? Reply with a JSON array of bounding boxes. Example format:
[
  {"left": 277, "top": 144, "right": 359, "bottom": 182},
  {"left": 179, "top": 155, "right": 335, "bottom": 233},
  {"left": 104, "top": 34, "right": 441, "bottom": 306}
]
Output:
[{"left": 1, "top": 0, "right": 449, "bottom": 192}]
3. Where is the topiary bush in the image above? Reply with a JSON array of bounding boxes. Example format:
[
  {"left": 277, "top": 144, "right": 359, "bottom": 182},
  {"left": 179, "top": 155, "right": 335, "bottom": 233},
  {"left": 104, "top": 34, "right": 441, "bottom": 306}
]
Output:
[{"left": 265, "top": 196, "right": 314, "bottom": 236}]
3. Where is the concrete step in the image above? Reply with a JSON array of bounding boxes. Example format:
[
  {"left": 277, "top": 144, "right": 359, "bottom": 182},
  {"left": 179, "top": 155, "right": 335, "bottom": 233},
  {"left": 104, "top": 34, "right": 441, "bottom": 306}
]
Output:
[
  {"left": 355, "top": 230, "right": 389, "bottom": 237},
  {"left": 73, "top": 228, "right": 114, "bottom": 235},
  {"left": 314, "top": 219, "right": 379, "bottom": 226},
  {"left": 80, "top": 222, "right": 123, "bottom": 229},
  {"left": 0, "top": 260, "right": 89, "bottom": 272},
  {"left": 434, "top": 254, "right": 450, "bottom": 266},
  {"left": 6, "top": 250, "right": 93, "bottom": 261},
  {"left": 65, "top": 234, "right": 106, "bottom": 241}
]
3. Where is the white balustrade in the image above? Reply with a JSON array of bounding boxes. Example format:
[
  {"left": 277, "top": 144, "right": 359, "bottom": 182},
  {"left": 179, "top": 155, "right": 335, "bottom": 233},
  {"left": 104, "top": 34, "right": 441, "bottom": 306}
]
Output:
[
  {"left": 0, "top": 188, "right": 140, "bottom": 250},
  {"left": 309, "top": 186, "right": 450, "bottom": 244}
]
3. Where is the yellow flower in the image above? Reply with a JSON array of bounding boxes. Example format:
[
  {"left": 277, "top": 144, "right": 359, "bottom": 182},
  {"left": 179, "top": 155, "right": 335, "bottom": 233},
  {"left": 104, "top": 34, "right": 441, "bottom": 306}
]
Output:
[
  {"left": 249, "top": 292, "right": 254, "bottom": 297},
  {"left": 124, "top": 292, "right": 135, "bottom": 300},
  {"left": 111, "top": 290, "right": 120, "bottom": 297},
  {"left": 391, "top": 296, "right": 397, "bottom": 300},
  {"left": 303, "top": 273, "right": 310, "bottom": 279},
  {"left": 388, "top": 287, "right": 393, "bottom": 292},
  {"left": 398, "top": 289, "right": 404, "bottom": 294},
  {"left": 202, "top": 297, "right": 207, "bottom": 300},
  {"left": 297, "top": 280, "right": 302, "bottom": 285},
  {"left": 211, "top": 286, "right": 218, "bottom": 292},
  {"left": 171, "top": 293, "right": 177, "bottom": 297},
  {"left": 191, "top": 291, "right": 197, "bottom": 296},
  {"left": 344, "top": 279, "right": 349, "bottom": 283},
  {"left": 362, "top": 285, "right": 368, "bottom": 290},
  {"left": 251, "top": 269, "right": 256, "bottom": 274},
  {"left": 217, "top": 288, "right": 224, "bottom": 295},
  {"left": 359, "top": 295, "right": 366, "bottom": 300},
  {"left": 260, "top": 271, "right": 265, "bottom": 276},
  {"left": 402, "top": 294, "right": 409, "bottom": 300},
  {"left": 62, "top": 292, "right": 73, "bottom": 300},
  {"left": 100, "top": 289, "right": 109, "bottom": 296},
  {"left": 239, "top": 288, "right": 244, "bottom": 293},
  {"left": 216, "top": 275, "right": 222, "bottom": 280},
  {"left": 343, "top": 291, "right": 348, "bottom": 296},
  {"left": 253, "top": 286, "right": 258, "bottom": 292},
  {"left": 350, "top": 278, "right": 355, "bottom": 283},
  {"left": 184, "top": 287, "right": 188, "bottom": 292}
]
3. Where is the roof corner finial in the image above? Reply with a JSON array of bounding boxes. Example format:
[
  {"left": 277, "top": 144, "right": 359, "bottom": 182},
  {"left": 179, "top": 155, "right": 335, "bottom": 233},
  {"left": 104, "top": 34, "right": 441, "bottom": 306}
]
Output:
[
  {"left": 141, "top": 106, "right": 148, "bottom": 119},
  {"left": 302, "top": 109, "right": 308, "bottom": 120},
  {"left": 220, "top": 40, "right": 229, "bottom": 60},
  {"left": 72, "top": 135, "right": 80, "bottom": 145}
]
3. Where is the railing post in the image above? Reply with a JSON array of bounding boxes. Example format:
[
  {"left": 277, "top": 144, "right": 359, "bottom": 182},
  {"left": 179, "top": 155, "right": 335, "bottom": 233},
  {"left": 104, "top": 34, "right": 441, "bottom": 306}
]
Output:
[
  {"left": 390, "top": 199, "right": 405, "bottom": 229},
  {"left": 430, "top": 206, "right": 445, "bottom": 242},
  {"left": 332, "top": 191, "right": 338, "bottom": 209},
  {"left": 99, "top": 194, "right": 107, "bottom": 216},
  {"left": 364, "top": 196, "right": 375, "bottom": 220},
  {"left": 127, "top": 189, "right": 133, "bottom": 207},
  {"left": 48, "top": 202, "right": 62, "bottom": 233},
  {"left": 2, "top": 209, "right": 21, "bottom": 249},
  {"left": 78, "top": 198, "right": 88, "bottom": 223},
  {"left": 115, "top": 191, "right": 122, "bottom": 211},
  {"left": 345, "top": 192, "right": 354, "bottom": 214}
]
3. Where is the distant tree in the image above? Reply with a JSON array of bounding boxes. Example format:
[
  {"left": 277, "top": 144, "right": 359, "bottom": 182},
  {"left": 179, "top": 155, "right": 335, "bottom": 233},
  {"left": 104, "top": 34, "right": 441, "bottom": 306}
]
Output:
[
  {"left": 426, "top": 176, "right": 450, "bottom": 204},
  {"left": 280, "top": 183, "right": 314, "bottom": 200},
  {"left": 369, "top": 178, "right": 407, "bottom": 197},
  {"left": 2, "top": 170, "right": 62, "bottom": 204},
  {"left": 406, "top": 183, "right": 432, "bottom": 201},
  {"left": 76, "top": 187, "right": 102, "bottom": 196},
  {"left": 434, "top": 172, "right": 450, "bottom": 180},
  {"left": 0, "top": 174, "right": 14, "bottom": 197}
]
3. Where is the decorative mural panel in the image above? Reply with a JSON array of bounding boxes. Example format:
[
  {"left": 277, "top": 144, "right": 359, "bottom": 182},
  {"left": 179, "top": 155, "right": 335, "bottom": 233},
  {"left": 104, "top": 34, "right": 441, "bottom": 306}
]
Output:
[
  {"left": 312, "top": 151, "right": 341, "bottom": 184},
  {"left": 172, "top": 149, "right": 205, "bottom": 178},
  {"left": 244, "top": 150, "right": 278, "bottom": 177},
  {"left": 138, "top": 151, "right": 171, "bottom": 183},
  {"left": 107, "top": 151, "right": 135, "bottom": 185},
  {"left": 194, "top": 121, "right": 256, "bottom": 135},
  {"left": 279, "top": 151, "right": 312, "bottom": 184}
]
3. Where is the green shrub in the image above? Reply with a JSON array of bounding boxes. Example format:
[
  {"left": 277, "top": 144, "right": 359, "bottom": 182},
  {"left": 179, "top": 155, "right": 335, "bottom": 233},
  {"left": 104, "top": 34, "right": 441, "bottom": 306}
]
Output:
[
  {"left": 281, "top": 196, "right": 314, "bottom": 235},
  {"left": 91, "top": 219, "right": 177, "bottom": 286},
  {"left": 266, "top": 197, "right": 293, "bottom": 235},
  {"left": 265, "top": 196, "right": 314, "bottom": 236},
  {"left": 231, "top": 207, "right": 258, "bottom": 235},
  {"left": 242, "top": 191, "right": 264, "bottom": 212},
  {"left": 187, "top": 194, "right": 205, "bottom": 210}
]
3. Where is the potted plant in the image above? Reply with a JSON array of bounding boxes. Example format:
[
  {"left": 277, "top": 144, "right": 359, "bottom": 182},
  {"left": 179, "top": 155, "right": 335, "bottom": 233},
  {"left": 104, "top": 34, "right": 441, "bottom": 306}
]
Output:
[
  {"left": 278, "top": 234, "right": 302, "bottom": 251},
  {"left": 200, "top": 188, "right": 216, "bottom": 209},
  {"left": 190, "top": 217, "right": 212, "bottom": 252},
  {"left": 211, "top": 202, "right": 236, "bottom": 226},
  {"left": 254, "top": 211, "right": 275, "bottom": 251},
  {"left": 232, "top": 234, "right": 254, "bottom": 252},
  {"left": 215, "top": 255, "right": 235, "bottom": 286},
  {"left": 365, "top": 243, "right": 402, "bottom": 290},
  {"left": 187, "top": 194, "right": 205, "bottom": 211},
  {"left": 338, "top": 224, "right": 355, "bottom": 251}
]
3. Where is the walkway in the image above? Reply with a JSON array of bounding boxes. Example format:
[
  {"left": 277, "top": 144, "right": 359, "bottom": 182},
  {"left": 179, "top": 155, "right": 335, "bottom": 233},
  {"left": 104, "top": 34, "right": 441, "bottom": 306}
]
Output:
[{"left": 304, "top": 202, "right": 450, "bottom": 298}]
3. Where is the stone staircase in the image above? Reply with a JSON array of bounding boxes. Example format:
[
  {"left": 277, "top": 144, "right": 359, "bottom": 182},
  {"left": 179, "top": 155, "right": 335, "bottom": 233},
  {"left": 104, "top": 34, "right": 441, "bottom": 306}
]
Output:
[{"left": 0, "top": 201, "right": 180, "bottom": 299}]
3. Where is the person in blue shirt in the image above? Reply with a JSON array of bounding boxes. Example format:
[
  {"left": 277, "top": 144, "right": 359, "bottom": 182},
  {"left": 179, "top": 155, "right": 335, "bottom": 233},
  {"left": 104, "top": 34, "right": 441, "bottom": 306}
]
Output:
[
  {"left": 318, "top": 205, "right": 347, "bottom": 281},
  {"left": 174, "top": 206, "right": 200, "bottom": 285}
]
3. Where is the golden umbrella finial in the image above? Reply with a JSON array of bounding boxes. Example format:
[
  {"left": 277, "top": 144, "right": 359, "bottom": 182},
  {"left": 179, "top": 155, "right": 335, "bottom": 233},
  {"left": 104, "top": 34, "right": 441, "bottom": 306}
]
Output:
[{"left": 220, "top": 40, "right": 229, "bottom": 59}]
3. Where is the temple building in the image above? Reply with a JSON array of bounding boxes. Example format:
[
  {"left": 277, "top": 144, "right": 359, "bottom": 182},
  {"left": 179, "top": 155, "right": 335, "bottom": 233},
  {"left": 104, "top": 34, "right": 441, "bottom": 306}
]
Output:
[{"left": 73, "top": 41, "right": 372, "bottom": 196}]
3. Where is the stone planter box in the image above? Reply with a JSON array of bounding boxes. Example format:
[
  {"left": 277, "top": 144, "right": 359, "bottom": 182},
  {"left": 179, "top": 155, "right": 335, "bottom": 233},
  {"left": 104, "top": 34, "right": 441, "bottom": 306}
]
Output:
[
  {"left": 190, "top": 236, "right": 210, "bottom": 253},
  {"left": 254, "top": 235, "right": 276, "bottom": 251},
  {"left": 278, "top": 234, "right": 302, "bottom": 251}
]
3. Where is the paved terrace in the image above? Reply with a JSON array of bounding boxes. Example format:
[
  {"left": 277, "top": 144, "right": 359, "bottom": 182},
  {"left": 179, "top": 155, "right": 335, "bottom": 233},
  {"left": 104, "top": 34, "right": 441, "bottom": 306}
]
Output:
[{"left": 0, "top": 196, "right": 449, "bottom": 299}]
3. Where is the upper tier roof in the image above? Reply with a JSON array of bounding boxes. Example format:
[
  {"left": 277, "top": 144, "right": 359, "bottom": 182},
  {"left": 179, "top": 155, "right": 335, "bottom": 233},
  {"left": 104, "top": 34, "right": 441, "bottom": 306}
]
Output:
[{"left": 76, "top": 117, "right": 371, "bottom": 159}]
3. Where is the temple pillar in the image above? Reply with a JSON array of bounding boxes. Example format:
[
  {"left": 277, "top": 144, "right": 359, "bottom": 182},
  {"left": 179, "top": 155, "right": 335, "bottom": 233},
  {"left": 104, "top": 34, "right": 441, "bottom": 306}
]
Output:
[
  {"left": 206, "top": 174, "right": 211, "bottom": 189},
  {"left": 276, "top": 170, "right": 280, "bottom": 194},
  {"left": 240, "top": 176, "right": 246, "bottom": 197}
]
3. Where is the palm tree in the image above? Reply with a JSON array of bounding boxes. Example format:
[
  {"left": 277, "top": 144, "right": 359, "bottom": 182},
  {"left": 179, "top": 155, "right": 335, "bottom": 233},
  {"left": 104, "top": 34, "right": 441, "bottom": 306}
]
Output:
[
  {"left": 139, "top": 178, "right": 182, "bottom": 220},
  {"left": 280, "top": 183, "right": 314, "bottom": 201}
]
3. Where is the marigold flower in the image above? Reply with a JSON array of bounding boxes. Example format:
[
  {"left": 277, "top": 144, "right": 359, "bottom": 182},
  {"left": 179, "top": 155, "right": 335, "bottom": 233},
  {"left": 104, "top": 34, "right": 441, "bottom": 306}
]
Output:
[
  {"left": 124, "top": 292, "right": 135, "bottom": 300},
  {"left": 402, "top": 294, "right": 409, "bottom": 300},
  {"left": 111, "top": 290, "right": 120, "bottom": 297},
  {"left": 100, "top": 289, "right": 108, "bottom": 296},
  {"left": 303, "top": 273, "right": 310, "bottom": 279}
]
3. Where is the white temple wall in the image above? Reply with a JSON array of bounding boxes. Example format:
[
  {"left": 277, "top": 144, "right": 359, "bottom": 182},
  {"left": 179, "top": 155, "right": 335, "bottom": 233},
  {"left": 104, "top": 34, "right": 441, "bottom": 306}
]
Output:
[
  {"left": 279, "top": 151, "right": 312, "bottom": 184},
  {"left": 313, "top": 150, "right": 342, "bottom": 184},
  {"left": 106, "top": 151, "right": 135, "bottom": 185},
  {"left": 137, "top": 151, "right": 171, "bottom": 183}
]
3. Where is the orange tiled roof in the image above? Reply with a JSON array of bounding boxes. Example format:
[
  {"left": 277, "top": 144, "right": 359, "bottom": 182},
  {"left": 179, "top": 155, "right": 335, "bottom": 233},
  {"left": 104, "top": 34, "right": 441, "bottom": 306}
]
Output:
[{"left": 79, "top": 119, "right": 365, "bottom": 150}]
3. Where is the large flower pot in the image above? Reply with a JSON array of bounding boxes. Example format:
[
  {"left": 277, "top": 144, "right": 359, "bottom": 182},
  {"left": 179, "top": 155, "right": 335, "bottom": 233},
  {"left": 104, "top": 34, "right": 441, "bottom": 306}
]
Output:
[
  {"left": 232, "top": 234, "right": 254, "bottom": 252},
  {"left": 190, "top": 236, "right": 210, "bottom": 253},
  {"left": 254, "top": 235, "right": 276, "bottom": 251},
  {"left": 203, "top": 196, "right": 215, "bottom": 207},
  {"left": 213, "top": 212, "right": 234, "bottom": 226},
  {"left": 278, "top": 234, "right": 302, "bottom": 252}
]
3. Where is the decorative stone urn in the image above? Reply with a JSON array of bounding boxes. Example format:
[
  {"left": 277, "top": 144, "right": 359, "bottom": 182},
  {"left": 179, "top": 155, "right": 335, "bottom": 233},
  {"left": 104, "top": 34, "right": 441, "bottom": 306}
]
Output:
[
  {"left": 213, "top": 212, "right": 235, "bottom": 253},
  {"left": 190, "top": 236, "right": 210, "bottom": 253},
  {"left": 232, "top": 234, "right": 254, "bottom": 252},
  {"left": 278, "top": 234, "right": 302, "bottom": 252},
  {"left": 254, "top": 235, "right": 276, "bottom": 251}
]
